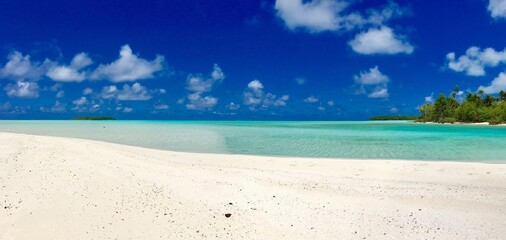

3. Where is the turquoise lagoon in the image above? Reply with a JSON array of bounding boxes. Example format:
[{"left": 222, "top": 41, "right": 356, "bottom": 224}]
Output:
[{"left": 0, "top": 120, "right": 505, "bottom": 161}]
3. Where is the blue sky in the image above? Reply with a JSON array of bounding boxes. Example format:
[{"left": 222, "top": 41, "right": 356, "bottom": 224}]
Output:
[{"left": 1, "top": 0, "right": 506, "bottom": 120}]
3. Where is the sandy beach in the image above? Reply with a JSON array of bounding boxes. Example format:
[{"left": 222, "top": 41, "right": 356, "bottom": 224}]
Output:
[{"left": 1, "top": 132, "right": 505, "bottom": 239}]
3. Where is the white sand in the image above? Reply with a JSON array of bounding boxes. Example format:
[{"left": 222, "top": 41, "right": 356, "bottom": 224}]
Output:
[{"left": 1, "top": 132, "right": 505, "bottom": 240}]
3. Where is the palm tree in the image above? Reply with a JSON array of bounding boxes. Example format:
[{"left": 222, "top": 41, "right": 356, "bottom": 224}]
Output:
[
  {"left": 478, "top": 89, "right": 485, "bottom": 97},
  {"left": 483, "top": 95, "right": 497, "bottom": 107},
  {"left": 452, "top": 85, "right": 459, "bottom": 98},
  {"left": 500, "top": 90, "right": 506, "bottom": 102}
]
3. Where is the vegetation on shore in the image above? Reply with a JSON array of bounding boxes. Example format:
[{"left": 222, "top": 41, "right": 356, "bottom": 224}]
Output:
[
  {"left": 370, "top": 116, "right": 418, "bottom": 121},
  {"left": 72, "top": 116, "right": 116, "bottom": 120},
  {"left": 418, "top": 86, "right": 506, "bottom": 125}
]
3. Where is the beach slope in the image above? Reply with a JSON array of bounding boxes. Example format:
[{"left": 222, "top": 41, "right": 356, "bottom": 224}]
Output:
[{"left": 0, "top": 132, "right": 505, "bottom": 239}]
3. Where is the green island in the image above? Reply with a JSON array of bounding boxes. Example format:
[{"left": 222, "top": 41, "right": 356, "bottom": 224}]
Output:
[
  {"left": 72, "top": 116, "right": 116, "bottom": 120},
  {"left": 418, "top": 86, "right": 506, "bottom": 125},
  {"left": 370, "top": 116, "right": 418, "bottom": 121}
]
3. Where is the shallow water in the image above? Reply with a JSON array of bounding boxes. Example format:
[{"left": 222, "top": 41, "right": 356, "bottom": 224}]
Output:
[{"left": 1, "top": 120, "right": 505, "bottom": 161}]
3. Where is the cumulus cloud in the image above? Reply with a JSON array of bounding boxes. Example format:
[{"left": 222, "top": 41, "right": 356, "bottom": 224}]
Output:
[
  {"left": 101, "top": 82, "right": 153, "bottom": 101},
  {"left": 274, "top": 0, "right": 349, "bottom": 32},
  {"left": 46, "top": 53, "right": 93, "bottom": 82},
  {"left": 353, "top": 66, "right": 389, "bottom": 99},
  {"left": 0, "top": 51, "right": 50, "bottom": 81},
  {"left": 185, "top": 94, "right": 218, "bottom": 110},
  {"left": 183, "top": 64, "right": 224, "bottom": 111},
  {"left": 425, "top": 93, "right": 434, "bottom": 103},
  {"left": 40, "top": 101, "right": 66, "bottom": 113},
  {"left": 122, "top": 107, "right": 133, "bottom": 113},
  {"left": 274, "top": 0, "right": 406, "bottom": 33},
  {"left": 446, "top": 46, "right": 506, "bottom": 76},
  {"left": 1, "top": 44, "right": 166, "bottom": 84},
  {"left": 83, "top": 88, "right": 93, "bottom": 95},
  {"left": 243, "top": 79, "right": 289, "bottom": 110},
  {"left": 71, "top": 97, "right": 101, "bottom": 112},
  {"left": 186, "top": 64, "right": 224, "bottom": 93},
  {"left": 488, "top": 0, "right": 506, "bottom": 19},
  {"left": 304, "top": 96, "right": 319, "bottom": 103},
  {"left": 478, "top": 72, "right": 506, "bottom": 94},
  {"left": 354, "top": 66, "right": 389, "bottom": 85},
  {"left": 72, "top": 96, "right": 88, "bottom": 106},
  {"left": 349, "top": 27, "right": 413, "bottom": 55},
  {"left": 367, "top": 86, "right": 389, "bottom": 98},
  {"left": 55, "top": 90, "right": 64, "bottom": 98},
  {"left": 327, "top": 100, "right": 335, "bottom": 106},
  {"left": 4, "top": 81, "right": 39, "bottom": 98},
  {"left": 226, "top": 102, "right": 240, "bottom": 110},
  {"left": 154, "top": 103, "right": 169, "bottom": 110},
  {"left": 91, "top": 45, "right": 165, "bottom": 82}
]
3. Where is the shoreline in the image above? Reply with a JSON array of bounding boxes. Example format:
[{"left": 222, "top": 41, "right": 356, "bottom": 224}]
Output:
[
  {"left": 0, "top": 130, "right": 505, "bottom": 164},
  {"left": 1, "top": 132, "right": 506, "bottom": 239}
]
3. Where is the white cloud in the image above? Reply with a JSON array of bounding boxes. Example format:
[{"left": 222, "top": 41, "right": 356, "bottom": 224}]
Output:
[
  {"left": 349, "top": 27, "right": 413, "bottom": 55},
  {"left": 327, "top": 100, "right": 335, "bottom": 106},
  {"left": 211, "top": 63, "right": 225, "bottom": 81},
  {"left": 488, "top": 0, "right": 506, "bottom": 19},
  {"left": 0, "top": 51, "right": 50, "bottom": 81},
  {"left": 4, "top": 81, "right": 39, "bottom": 98},
  {"left": 318, "top": 106, "right": 326, "bottom": 111},
  {"left": 183, "top": 64, "right": 224, "bottom": 111},
  {"left": 274, "top": 0, "right": 406, "bottom": 33},
  {"left": 389, "top": 107, "right": 399, "bottom": 113},
  {"left": 122, "top": 107, "right": 133, "bottom": 113},
  {"left": 478, "top": 72, "right": 506, "bottom": 94},
  {"left": 185, "top": 94, "right": 218, "bottom": 110},
  {"left": 91, "top": 45, "right": 165, "bottom": 82},
  {"left": 353, "top": 66, "right": 390, "bottom": 99},
  {"left": 425, "top": 93, "right": 434, "bottom": 103},
  {"left": 101, "top": 82, "right": 153, "bottom": 101},
  {"left": 274, "top": 0, "right": 349, "bottom": 32},
  {"left": 367, "top": 86, "right": 389, "bottom": 98},
  {"left": 446, "top": 47, "right": 506, "bottom": 76},
  {"left": 56, "top": 90, "right": 64, "bottom": 98},
  {"left": 186, "top": 65, "right": 224, "bottom": 93},
  {"left": 226, "top": 102, "right": 240, "bottom": 110},
  {"left": 72, "top": 96, "right": 88, "bottom": 106},
  {"left": 303, "top": 95, "right": 319, "bottom": 103},
  {"left": 154, "top": 103, "right": 169, "bottom": 110},
  {"left": 243, "top": 79, "right": 289, "bottom": 110},
  {"left": 40, "top": 101, "right": 66, "bottom": 113},
  {"left": 354, "top": 66, "right": 389, "bottom": 85},
  {"left": 83, "top": 88, "right": 93, "bottom": 95},
  {"left": 46, "top": 53, "right": 93, "bottom": 82},
  {"left": 47, "top": 83, "right": 62, "bottom": 92},
  {"left": 71, "top": 98, "right": 101, "bottom": 112}
]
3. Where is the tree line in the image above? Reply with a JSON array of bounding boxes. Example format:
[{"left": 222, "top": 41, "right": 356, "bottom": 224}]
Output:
[{"left": 418, "top": 86, "right": 506, "bottom": 124}]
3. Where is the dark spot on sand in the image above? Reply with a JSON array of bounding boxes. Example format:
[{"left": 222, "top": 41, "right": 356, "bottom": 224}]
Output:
[{"left": 225, "top": 213, "right": 232, "bottom": 218}]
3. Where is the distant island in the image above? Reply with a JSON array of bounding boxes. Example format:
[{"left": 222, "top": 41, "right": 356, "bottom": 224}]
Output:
[
  {"left": 72, "top": 116, "right": 116, "bottom": 120},
  {"left": 370, "top": 116, "right": 418, "bottom": 121},
  {"left": 418, "top": 86, "right": 506, "bottom": 125}
]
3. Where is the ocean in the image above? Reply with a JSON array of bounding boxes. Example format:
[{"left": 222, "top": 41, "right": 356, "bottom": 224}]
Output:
[{"left": 0, "top": 120, "right": 505, "bottom": 161}]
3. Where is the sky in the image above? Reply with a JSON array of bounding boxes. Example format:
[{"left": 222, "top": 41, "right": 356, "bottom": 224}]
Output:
[{"left": 1, "top": 0, "right": 506, "bottom": 120}]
